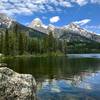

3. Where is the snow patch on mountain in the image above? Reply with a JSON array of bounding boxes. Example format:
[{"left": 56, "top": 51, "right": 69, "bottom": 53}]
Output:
[
  {"left": 28, "top": 18, "right": 59, "bottom": 34},
  {"left": 0, "top": 13, "right": 13, "bottom": 28}
]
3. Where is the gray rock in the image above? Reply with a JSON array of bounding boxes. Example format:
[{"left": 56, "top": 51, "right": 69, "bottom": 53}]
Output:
[
  {"left": 0, "top": 63, "right": 7, "bottom": 67},
  {"left": 0, "top": 67, "right": 36, "bottom": 100}
]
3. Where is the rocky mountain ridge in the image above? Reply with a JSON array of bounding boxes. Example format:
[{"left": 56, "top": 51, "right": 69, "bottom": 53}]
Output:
[
  {"left": 0, "top": 13, "right": 46, "bottom": 38},
  {"left": 0, "top": 13, "right": 13, "bottom": 28},
  {"left": 29, "top": 18, "right": 100, "bottom": 43},
  {"left": 0, "top": 13, "right": 100, "bottom": 43}
]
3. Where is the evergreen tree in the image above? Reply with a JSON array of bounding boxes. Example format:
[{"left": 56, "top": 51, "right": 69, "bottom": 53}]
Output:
[
  {"left": 0, "top": 26, "right": 68, "bottom": 56},
  {"left": 47, "top": 31, "right": 54, "bottom": 52},
  {"left": 0, "top": 31, "right": 3, "bottom": 53},
  {"left": 4, "top": 28, "right": 10, "bottom": 55},
  {"left": 18, "top": 32, "right": 24, "bottom": 55},
  {"left": 14, "top": 24, "right": 19, "bottom": 55}
]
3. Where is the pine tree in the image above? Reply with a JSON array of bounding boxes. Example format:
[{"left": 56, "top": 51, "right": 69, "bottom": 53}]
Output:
[
  {"left": 4, "top": 28, "right": 10, "bottom": 55},
  {"left": 18, "top": 32, "right": 24, "bottom": 55},
  {"left": 47, "top": 31, "right": 54, "bottom": 52},
  {"left": 14, "top": 24, "right": 19, "bottom": 55},
  {"left": 0, "top": 31, "right": 3, "bottom": 53}
]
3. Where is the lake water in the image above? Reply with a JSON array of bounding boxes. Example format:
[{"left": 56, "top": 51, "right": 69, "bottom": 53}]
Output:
[{"left": 1, "top": 54, "right": 100, "bottom": 100}]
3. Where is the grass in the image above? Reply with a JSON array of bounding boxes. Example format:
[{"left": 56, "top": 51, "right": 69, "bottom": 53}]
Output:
[{"left": 0, "top": 51, "right": 65, "bottom": 60}]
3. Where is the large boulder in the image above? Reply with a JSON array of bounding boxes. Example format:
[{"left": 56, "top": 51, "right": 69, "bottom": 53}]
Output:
[{"left": 0, "top": 67, "right": 36, "bottom": 100}]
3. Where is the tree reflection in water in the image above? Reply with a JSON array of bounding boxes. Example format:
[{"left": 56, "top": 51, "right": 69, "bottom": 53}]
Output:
[
  {"left": 2, "top": 55, "right": 100, "bottom": 100},
  {"left": 37, "top": 72, "right": 100, "bottom": 100}
]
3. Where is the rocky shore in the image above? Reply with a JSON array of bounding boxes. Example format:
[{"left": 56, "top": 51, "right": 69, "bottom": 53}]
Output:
[{"left": 0, "top": 67, "right": 36, "bottom": 100}]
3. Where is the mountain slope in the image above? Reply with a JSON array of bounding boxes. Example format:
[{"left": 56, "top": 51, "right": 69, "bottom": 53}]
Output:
[
  {"left": 29, "top": 19, "right": 100, "bottom": 43},
  {"left": 28, "top": 18, "right": 48, "bottom": 34},
  {"left": 0, "top": 13, "right": 46, "bottom": 38},
  {"left": 0, "top": 13, "right": 13, "bottom": 28},
  {"left": 60, "top": 23, "right": 100, "bottom": 43}
]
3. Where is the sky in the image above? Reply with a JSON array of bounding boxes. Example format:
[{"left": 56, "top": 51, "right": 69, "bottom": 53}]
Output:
[{"left": 0, "top": 0, "right": 100, "bottom": 34}]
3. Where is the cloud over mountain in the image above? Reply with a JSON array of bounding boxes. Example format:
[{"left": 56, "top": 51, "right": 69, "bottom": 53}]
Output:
[
  {"left": 50, "top": 16, "right": 60, "bottom": 23},
  {"left": 73, "top": 19, "right": 91, "bottom": 26}
]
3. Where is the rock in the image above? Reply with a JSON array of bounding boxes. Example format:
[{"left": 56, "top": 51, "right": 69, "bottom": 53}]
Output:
[
  {"left": 0, "top": 63, "right": 7, "bottom": 67},
  {"left": 0, "top": 67, "right": 36, "bottom": 100}
]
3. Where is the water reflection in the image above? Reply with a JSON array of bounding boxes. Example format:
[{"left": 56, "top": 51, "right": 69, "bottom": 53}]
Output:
[
  {"left": 67, "top": 54, "right": 100, "bottom": 58},
  {"left": 37, "top": 72, "right": 100, "bottom": 100},
  {"left": 2, "top": 55, "right": 100, "bottom": 100}
]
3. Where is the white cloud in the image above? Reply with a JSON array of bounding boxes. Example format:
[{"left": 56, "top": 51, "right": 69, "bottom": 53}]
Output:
[
  {"left": 60, "top": 1, "right": 72, "bottom": 7},
  {"left": 0, "top": 0, "right": 100, "bottom": 16},
  {"left": 71, "top": 0, "right": 88, "bottom": 6},
  {"left": 91, "top": 0, "right": 100, "bottom": 4},
  {"left": 73, "top": 19, "right": 91, "bottom": 26},
  {"left": 0, "top": 0, "right": 73, "bottom": 16},
  {"left": 50, "top": 16, "right": 60, "bottom": 23},
  {"left": 71, "top": 0, "right": 100, "bottom": 6}
]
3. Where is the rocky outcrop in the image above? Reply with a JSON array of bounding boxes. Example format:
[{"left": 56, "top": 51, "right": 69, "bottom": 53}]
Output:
[
  {"left": 0, "top": 63, "right": 7, "bottom": 67},
  {"left": 0, "top": 67, "right": 36, "bottom": 100}
]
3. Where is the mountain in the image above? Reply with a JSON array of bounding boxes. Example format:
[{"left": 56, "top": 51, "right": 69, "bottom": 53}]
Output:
[
  {"left": 29, "top": 18, "right": 48, "bottom": 34},
  {"left": 0, "top": 13, "right": 46, "bottom": 38},
  {"left": 59, "top": 23, "right": 100, "bottom": 43},
  {"left": 28, "top": 18, "right": 56, "bottom": 34},
  {"left": 29, "top": 19, "right": 100, "bottom": 43},
  {"left": 1, "top": 14, "right": 100, "bottom": 54},
  {"left": 0, "top": 13, "right": 13, "bottom": 28}
]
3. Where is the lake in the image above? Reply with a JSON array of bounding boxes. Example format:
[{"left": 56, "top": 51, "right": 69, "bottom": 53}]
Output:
[{"left": 1, "top": 54, "right": 100, "bottom": 100}]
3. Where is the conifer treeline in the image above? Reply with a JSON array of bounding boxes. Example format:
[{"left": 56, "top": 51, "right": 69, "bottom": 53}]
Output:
[{"left": 0, "top": 25, "right": 67, "bottom": 56}]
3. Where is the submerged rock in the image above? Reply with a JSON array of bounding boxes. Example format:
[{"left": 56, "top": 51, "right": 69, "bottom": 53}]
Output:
[{"left": 0, "top": 67, "right": 36, "bottom": 100}]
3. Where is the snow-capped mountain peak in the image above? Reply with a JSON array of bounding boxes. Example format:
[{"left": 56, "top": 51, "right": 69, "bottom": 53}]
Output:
[
  {"left": 28, "top": 18, "right": 100, "bottom": 42},
  {"left": 28, "top": 18, "right": 56, "bottom": 34},
  {"left": 28, "top": 18, "right": 48, "bottom": 33},
  {"left": 63, "top": 23, "right": 84, "bottom": 32},
  {"left": 0, "top": 13, "right": 13, "bottom": 28},
  {"left": 47, "top": 24, "right": 55, "bottom": 31},
  {"left": 29, "top": 18, "right": 43, "bottom": 28},
  {"left": 65, "top": 23, "right": 80, "bottom": 29}
]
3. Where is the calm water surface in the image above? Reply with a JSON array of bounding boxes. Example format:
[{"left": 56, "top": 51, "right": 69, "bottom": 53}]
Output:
[{"left": 1, "top": 54, "right": 100, "bottom": 100}]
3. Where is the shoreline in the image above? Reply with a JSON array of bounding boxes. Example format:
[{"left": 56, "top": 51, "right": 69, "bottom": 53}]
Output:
[{"left": 0, "top": 52, "right": 65, "bottom": 60}]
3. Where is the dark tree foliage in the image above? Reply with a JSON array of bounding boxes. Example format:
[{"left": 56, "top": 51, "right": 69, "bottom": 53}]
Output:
[
  {"left": 1, "top": 27, "right": 100, "bottom": 56},
  {"left": 0, "top": 29, "right": 65, "bottom": 56},
  {"left": 4, "top": 28, "right": 10, "bottom": 55}
]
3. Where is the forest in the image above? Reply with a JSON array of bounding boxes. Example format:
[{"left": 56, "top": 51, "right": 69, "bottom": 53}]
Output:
[
  {"left": 0, "top": 25, "right": 67, "bottom": 56},
  {"left": 1, "top": 24, "right": 100, "bottom": 57}
]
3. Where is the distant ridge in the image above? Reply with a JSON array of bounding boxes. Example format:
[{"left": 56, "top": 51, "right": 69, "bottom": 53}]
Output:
[
  {"left": 28, "top": 18, "right": 100, "bottom": 43},
  {"left": 0, "top": 13, "right": 46, "bottom": 38}
]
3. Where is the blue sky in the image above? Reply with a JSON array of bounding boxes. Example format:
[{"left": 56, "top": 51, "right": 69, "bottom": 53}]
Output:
[{"left": 0, "top": 0, "right": 100, "bottom": 34}]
